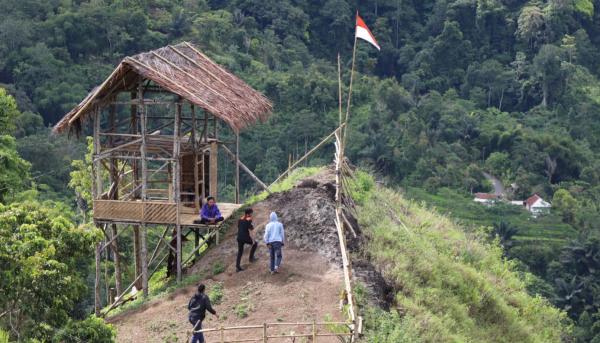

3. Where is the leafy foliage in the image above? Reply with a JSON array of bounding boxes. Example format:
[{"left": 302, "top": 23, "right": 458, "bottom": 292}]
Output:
[
  {"left": 1, "top": 0, "right": 600, "bottom": 340},
  {"left": 0, "top": 201, "right": 106, "bottom": 341}
]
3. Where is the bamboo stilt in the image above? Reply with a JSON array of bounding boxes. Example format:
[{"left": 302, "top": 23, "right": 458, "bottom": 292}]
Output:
[
  {"left": 235, "top": 133, "right": 240, "bottom": 203},
  {"left": 174, "top": 98, "right": 182, "bottom": 282}
]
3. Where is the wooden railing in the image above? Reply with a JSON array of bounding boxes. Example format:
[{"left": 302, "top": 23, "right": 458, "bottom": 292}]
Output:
[{"left": 196, "top": 321, "right": 354, "bottom": 342}]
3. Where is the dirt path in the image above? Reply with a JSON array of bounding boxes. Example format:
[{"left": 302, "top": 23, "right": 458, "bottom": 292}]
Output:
[
  {"left": 108, "top": 202, "right": 346, "bottom": 342},
  {"left": 483, "top": 172, "right": 505, "bottom": 196}
]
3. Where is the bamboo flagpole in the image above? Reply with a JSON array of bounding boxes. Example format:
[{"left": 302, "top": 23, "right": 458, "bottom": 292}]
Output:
[
  {"left": 343, "top": 11, "right": 381, "bottom": 146},
  {"left": 343, "top": 17, "right": 359, "bottom": 146}
]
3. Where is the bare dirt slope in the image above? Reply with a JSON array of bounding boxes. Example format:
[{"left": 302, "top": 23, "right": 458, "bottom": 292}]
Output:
[{"left": 108, "top": 170, "right": 350, "bottom": 342}]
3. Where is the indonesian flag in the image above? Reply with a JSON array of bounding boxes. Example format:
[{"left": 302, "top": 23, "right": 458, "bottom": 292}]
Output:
[{"left": 355, "top": 14, "right": 380, "bottom": 51}]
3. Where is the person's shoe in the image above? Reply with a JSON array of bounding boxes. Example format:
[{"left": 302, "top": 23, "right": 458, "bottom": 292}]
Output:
[
  {"left": 236, "top": 266, "right": 244, "bottom": 272},
  {"left": 273, "top": 267, "right": 279, "bottom": 274},
  {"left": 249, "top": 257, "right": 258, "bottom": 263}
]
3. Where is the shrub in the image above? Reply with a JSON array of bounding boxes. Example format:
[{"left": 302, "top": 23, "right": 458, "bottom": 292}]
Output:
[
  {"left": 347, "top": 170, "right": 375, "bottom": 205},
  {"left": 52, "top": 317, "right": 115, "bottom": 343},
  {"left": 208, "top": 282, "right": 224, "bottom": 305},
  {"left": 212, "top": 261, "right": 225, "bottom": 275}
]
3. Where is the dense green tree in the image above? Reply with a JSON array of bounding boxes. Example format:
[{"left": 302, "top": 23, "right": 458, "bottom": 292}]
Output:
[
  {"left": 553, "top": 189, "right": 579, "bottom": 223},
  {"left": 0, "top": 201, "right": 106, "bottom": 341}
]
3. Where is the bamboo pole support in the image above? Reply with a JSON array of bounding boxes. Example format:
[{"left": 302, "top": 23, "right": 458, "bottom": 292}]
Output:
[
  {"left": 139, "top": 82, "right": 148, "bottom": 202},
  {"left": 138, "top": 81, "right": 149, "bottom": 296},
  {"left": 108, "top": 104, "right": 123, "bottom": 296},
  {"left": 209, "top": 141, "right": 218, "bottom": 197},
  {"left": 191, "top": 105, "right": 201, "bottom": 258},
  {"left": 94, "top": 240, "right": 101, "bottom": 316},
  {"left": 220, "top": 145, "right": 270, "bottom": 193},
  {"left": 235, "top": 133, "right": 240, "bottom": 203},
  {"left": 263, "top": 323, "right": 267, "bottom": 343},
  {"left": 93, "top": 107, "right": 102, "bottom": 198},
  {"left": 269, "top": 125, "right": 344, "bottom": 187},
  {"left": 140, "top": 224, "right": 148, "bottom": 297},
  {"left": 174, "top": 97, "right": 183, "bottom": 282},
  {"left": 344, "top": 16, "right": 359, "bottom": 148},
  {"left": 191, "top": 105, "right": 200, "bottom": 211}
]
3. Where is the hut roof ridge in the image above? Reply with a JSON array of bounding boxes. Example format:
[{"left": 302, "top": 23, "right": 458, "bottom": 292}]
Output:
[{"left": 53, "top": 42, "right": 272, "bottom": 134}]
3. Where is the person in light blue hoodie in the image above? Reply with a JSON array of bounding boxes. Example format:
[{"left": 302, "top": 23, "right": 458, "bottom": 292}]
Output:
[{"left": 264, "top": 212, "right": 285, "bottom": 274}]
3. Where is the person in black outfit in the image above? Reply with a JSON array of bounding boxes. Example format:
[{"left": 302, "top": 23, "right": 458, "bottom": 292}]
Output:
[
  {"left": 188, "top": 283, "right": 218, "bottom": 343},
  {"left": 236, "top": 208, "right": 258, "bottom": 272}
]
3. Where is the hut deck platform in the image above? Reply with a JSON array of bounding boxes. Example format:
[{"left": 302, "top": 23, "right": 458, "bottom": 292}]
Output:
[{"left": 93, "top": 200, "right": 241, "bottom": 227}]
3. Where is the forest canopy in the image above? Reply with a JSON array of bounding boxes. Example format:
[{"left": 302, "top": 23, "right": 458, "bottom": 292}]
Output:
[{"left": 1, "top": 0, "right": 600, "bottom": 341}]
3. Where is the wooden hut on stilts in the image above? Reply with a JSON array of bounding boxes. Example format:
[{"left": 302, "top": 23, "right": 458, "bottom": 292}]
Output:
[{"left": 52, "top": 42, "right": 272, "bottom": 316}]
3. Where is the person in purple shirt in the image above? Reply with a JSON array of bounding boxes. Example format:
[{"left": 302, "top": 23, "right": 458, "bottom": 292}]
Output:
[{"left": 199, "top": 196, "right": 224, "bottom": 224}]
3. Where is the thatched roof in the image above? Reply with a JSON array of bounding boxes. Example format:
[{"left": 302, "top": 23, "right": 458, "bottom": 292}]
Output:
[{"left": 53, "top": 42, "right": 272, "bottom": 134}]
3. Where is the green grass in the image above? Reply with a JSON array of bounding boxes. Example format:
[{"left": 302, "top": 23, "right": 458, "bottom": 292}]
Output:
[
  {"left": 403, "top": 187, "right": 577, "bottom": 245},
  {"left": 212, "top": 261, "right": 225, "bottom": 275},
  {"left": 349, "top": 172, "right": 569, "bottom": 343},
  {"left": 245, "top": 167, "right": 324, "bottom": 204}
]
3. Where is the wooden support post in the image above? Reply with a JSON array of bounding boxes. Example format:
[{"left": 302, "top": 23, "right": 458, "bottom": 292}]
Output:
[
  {"left": 263, "top": 323, "right": 267, "bottom": 343},
  {"left": 209, "top": 141, "right": 218, "bottom": 198},
  {"left": 108, "top": 104, "right": 122, "bottom": 296},
  {"left": 191, "top": 105, "right": 200, "bottom": 211},
  {"left": 140, "top": 224, "right": 148, "bottom": 297},
  {"left": 204, "top": 111, "right": 208, "bottom": 143},
  {"left": 235, "top": 133, "right": 240, "bottom": 204},
  {"left": 138, "top": 81, "right": 149, "bottom": 296},
  {"left": 94, "top": 240, "right": 101, "bottom": 316},
  {"left": 201, "top": 152, "right": 206, "bottom": 200},
  {"left": 312, "top": 320, "right": 317, "bottom": 342},
  {"left": 194, "top": 228, "right": 200, "bottom": 259},
  {"left": 93, "top": 107, "right": 102, "bottom": 198},
  {"left": 174, "top": 98, "right": 182, "bottom": 282},
  {"left": 191, "top": 105, "right": 201, "bottom": 259},
  {"left": 139, "top": 82, "right": 147, "bottom": 202},
  {"left": 212, "top": 115, "right": 217, "bottom": 139},
  {"left": 133, "top": 225, "right": 142, "bottom": 290}
]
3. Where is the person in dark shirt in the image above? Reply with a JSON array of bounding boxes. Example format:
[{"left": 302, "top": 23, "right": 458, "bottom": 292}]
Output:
[
  {"left": 188, "top": 283, "right": 218, "bottom": 343},
  {"left": 236, "top": 208, "right": 258, "bottom": 272}
]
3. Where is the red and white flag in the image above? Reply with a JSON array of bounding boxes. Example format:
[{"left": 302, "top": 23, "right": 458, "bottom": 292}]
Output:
[{"left": 355, "top": 14, "right": 380, "bottom": 51}]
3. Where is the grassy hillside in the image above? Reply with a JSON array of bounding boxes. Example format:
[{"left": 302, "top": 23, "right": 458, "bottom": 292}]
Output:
[
  {"left": 404, "top": 187, "right": 577, "bottom": 244},
  {"left": 349, "top": 172, "right": 569, "bottom": 342}
]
